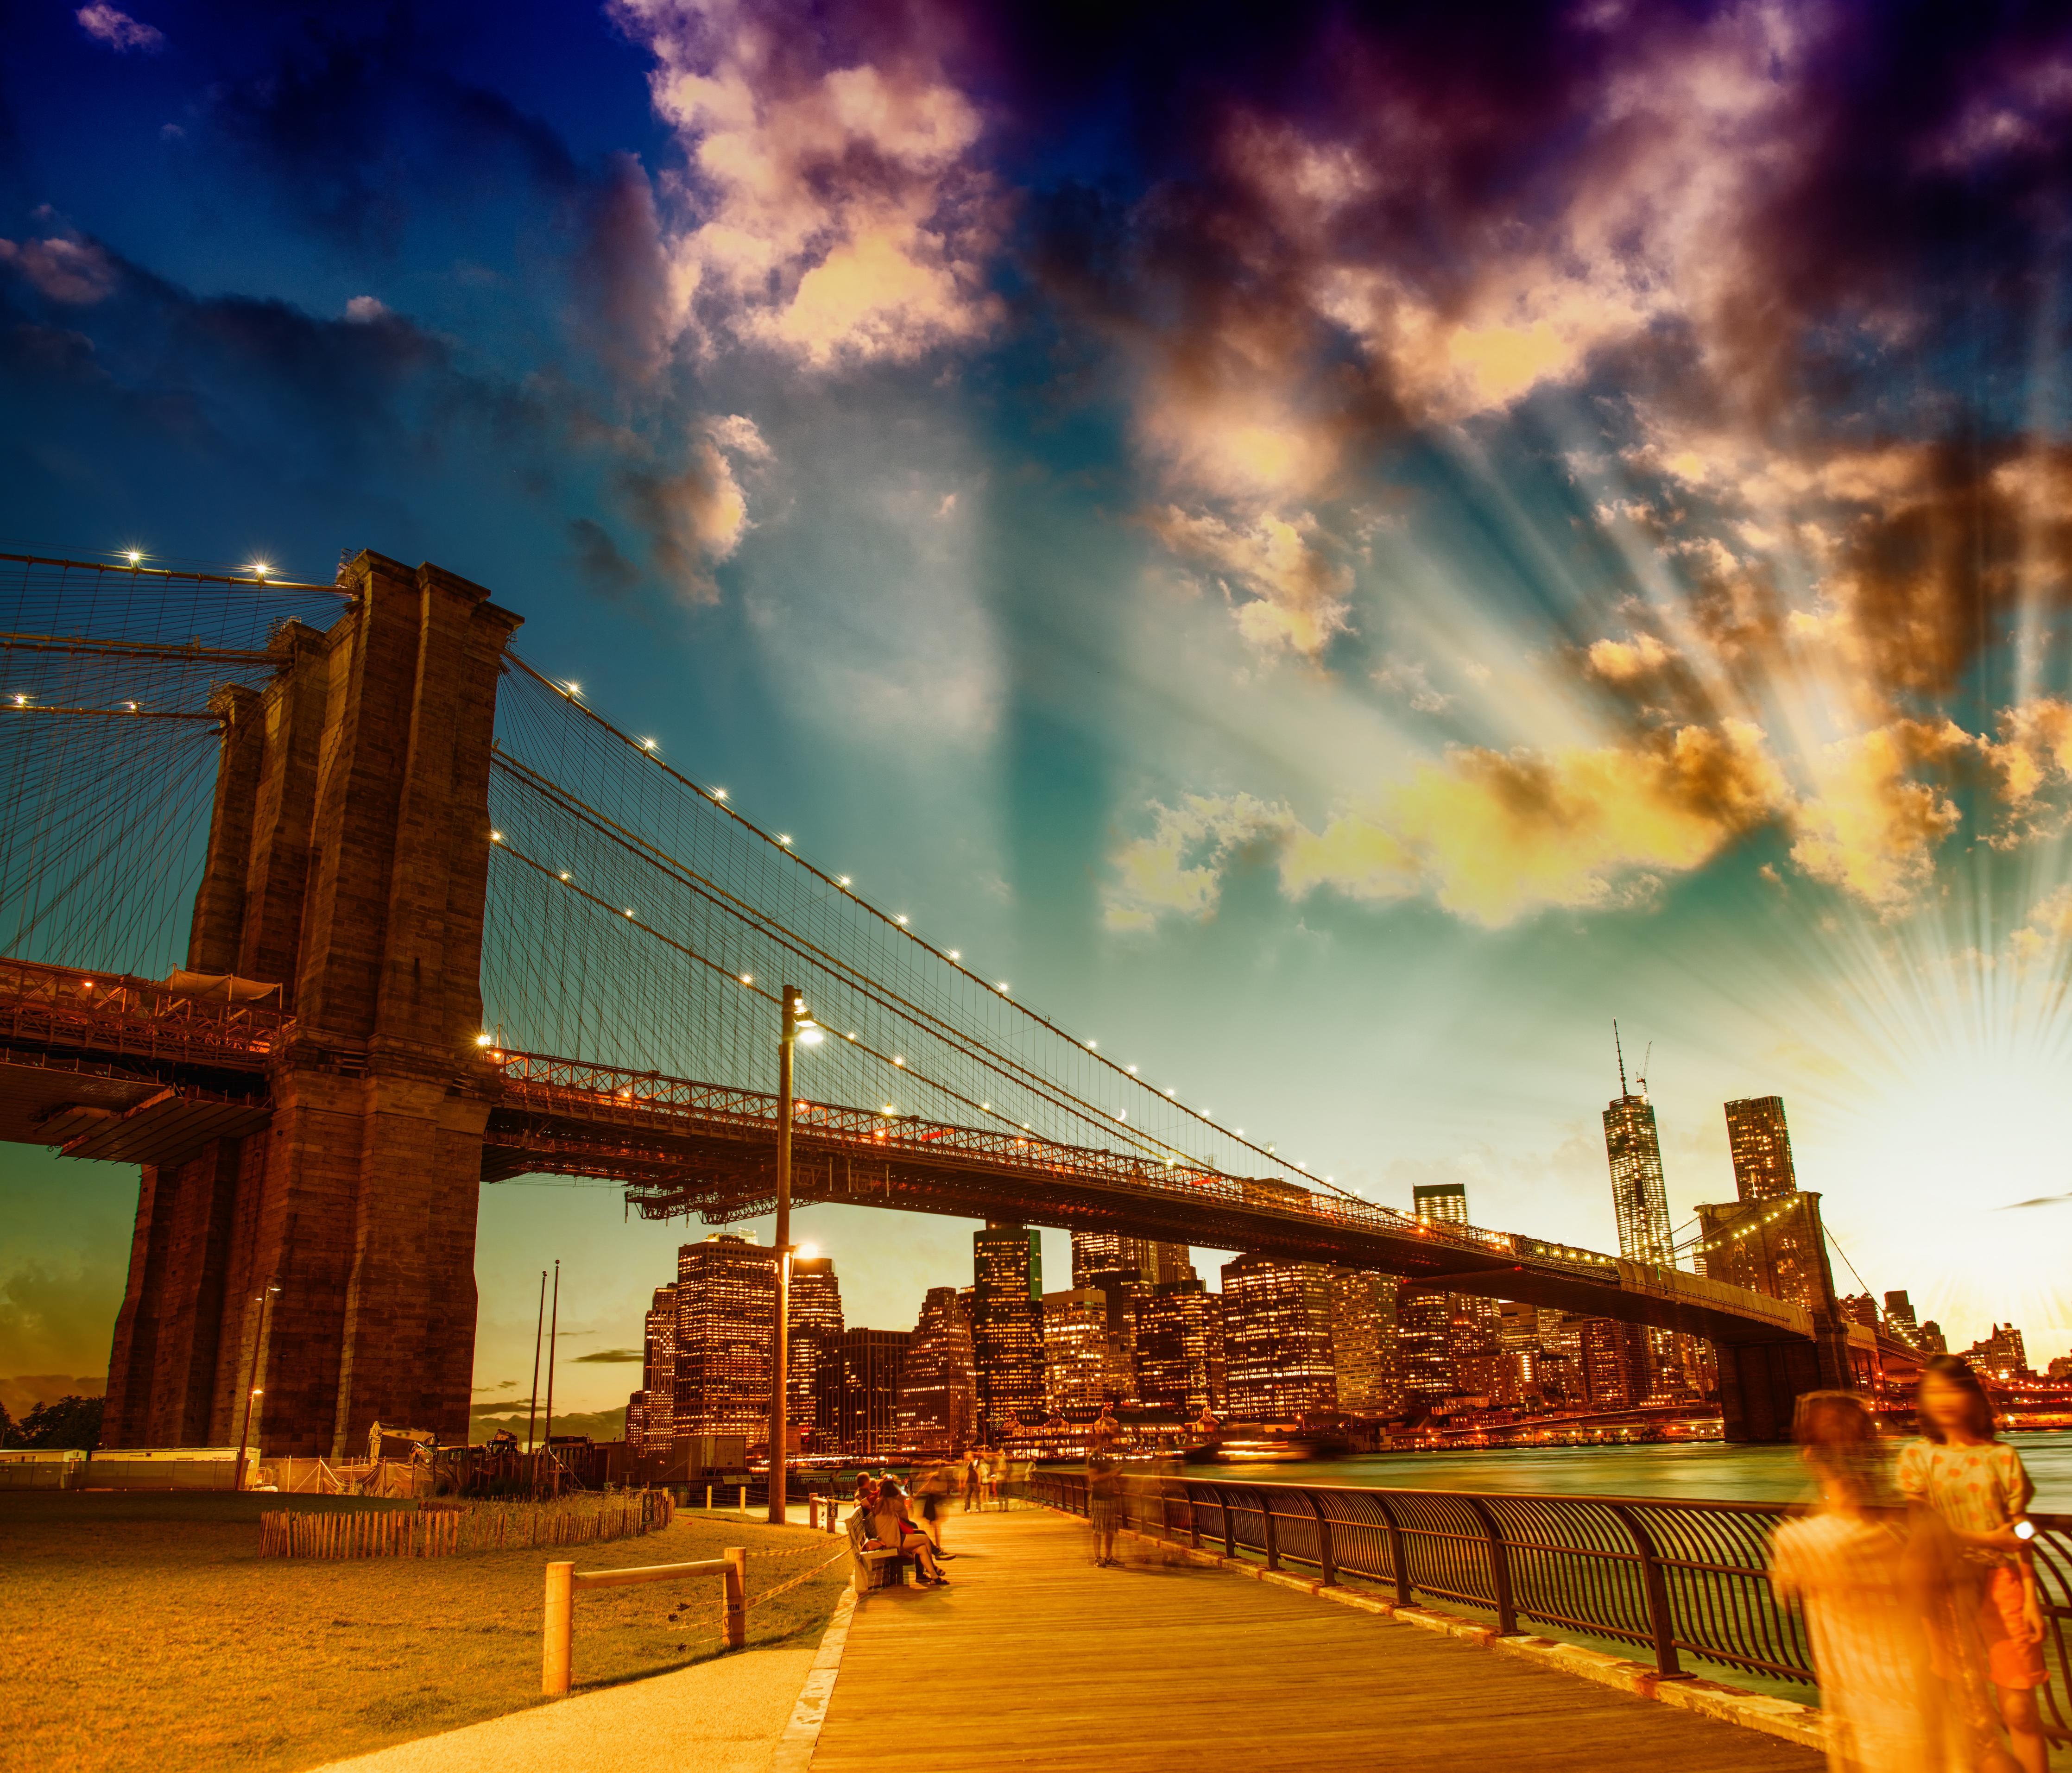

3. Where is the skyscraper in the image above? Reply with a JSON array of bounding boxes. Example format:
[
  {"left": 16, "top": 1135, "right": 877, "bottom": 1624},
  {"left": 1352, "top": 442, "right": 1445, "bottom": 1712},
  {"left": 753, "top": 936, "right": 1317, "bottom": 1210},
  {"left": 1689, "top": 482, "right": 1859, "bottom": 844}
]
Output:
[
  {"left": 1220, "top": 1253, "right": 1336, "bottom": 1419},
  {"left": 1883, "top": 1289, "right": 1920, "bottom": 1346},
  {"left": 826, "top": 1328, "right": 910, "bottom": 1455},
  {"left": 972, "top": 1222, "right": 1044, "bottom": 1435},
  {"left": 1725, "top": 1096, "right": 1798, "bottom": 1202},
  {"left": 1579, "top": 1318, "right": 1652, "bottom": 1409},
  {"left": 1602, "top": 1044, "right": 1673, "bottom": 1264},
  {"left": 894, "top": 1286, "right": 980, "bottom": 1452},
  {"left": 672, "top": 1235, "right": 776, "bottom": 1441},
  {"left": 1401, "top": 1184, "right": 1469, "bottom": 1404},
  {"left": 637, "top": 1284, "right": 677, "bottom": 1453},
  {"left": 1133, "top": 1281, "right": 1224, "bottom": 1415},
  {"left": 1412, "top": 1182, "right": 1468, "bottom": 1226},
  {"left": 787, "top": 1256, "right": 843, "bottom": 1448},
  {"left": 1071, "top": 1232, "right": 1194, "bottom": 1287},
  {"left": 1328, "top": 1270, "right": 1399, "bottom": 1414},
  {"left": 1044, "top": 1287, "right": 1127, "bottom": 1412}
]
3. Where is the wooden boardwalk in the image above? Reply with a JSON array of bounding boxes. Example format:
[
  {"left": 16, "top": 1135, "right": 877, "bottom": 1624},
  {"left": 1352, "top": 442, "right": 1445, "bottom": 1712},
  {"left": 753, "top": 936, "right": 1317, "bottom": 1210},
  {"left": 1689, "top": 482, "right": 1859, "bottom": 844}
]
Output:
[{"left": 809, "top": 1508, "right": 1822, "bottom": 1773}]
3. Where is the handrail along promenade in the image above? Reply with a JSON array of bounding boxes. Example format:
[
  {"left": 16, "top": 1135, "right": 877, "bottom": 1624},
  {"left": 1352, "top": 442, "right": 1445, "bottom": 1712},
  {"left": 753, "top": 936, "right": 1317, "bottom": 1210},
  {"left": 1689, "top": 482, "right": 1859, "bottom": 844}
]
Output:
[{"left": 1033, "top": 1472, "right": 2072, "bottom": 1718}]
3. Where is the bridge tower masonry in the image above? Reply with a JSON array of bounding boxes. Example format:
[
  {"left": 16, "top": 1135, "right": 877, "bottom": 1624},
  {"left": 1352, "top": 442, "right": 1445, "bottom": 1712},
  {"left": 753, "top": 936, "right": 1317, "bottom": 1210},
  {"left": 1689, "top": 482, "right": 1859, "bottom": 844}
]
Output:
[{"left": 102, "top": 552, "right": 520, "bottom": 1458}]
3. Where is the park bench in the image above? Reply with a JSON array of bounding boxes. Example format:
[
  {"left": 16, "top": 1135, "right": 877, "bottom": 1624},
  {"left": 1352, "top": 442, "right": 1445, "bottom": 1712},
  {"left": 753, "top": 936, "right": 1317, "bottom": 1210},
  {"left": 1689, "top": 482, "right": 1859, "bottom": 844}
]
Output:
[{"left": 845, "top": 1508, "right": 910, "bottom": 1593}]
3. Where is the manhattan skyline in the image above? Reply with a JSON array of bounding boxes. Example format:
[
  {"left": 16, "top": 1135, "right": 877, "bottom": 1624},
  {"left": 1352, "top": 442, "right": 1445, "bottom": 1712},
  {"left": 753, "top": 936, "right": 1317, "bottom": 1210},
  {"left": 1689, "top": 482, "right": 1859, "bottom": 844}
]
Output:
[{"left": 5, "top": 1, "right": 2072, "bottom": 1420}]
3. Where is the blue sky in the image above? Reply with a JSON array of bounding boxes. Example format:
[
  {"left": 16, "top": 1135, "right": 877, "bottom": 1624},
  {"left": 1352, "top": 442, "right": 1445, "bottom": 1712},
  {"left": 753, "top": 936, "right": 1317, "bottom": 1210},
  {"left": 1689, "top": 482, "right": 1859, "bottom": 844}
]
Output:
[{"left": 7, "top": 0, "right": 2072, "bottom": 1418}]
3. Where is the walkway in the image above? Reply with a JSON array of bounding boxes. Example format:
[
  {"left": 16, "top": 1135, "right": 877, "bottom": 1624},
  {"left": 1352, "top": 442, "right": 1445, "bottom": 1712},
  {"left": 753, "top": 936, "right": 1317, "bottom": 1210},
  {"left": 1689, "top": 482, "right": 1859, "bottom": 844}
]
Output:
[{"left": 809, "top": 1508, "right": 1823, "bottom": 1773}]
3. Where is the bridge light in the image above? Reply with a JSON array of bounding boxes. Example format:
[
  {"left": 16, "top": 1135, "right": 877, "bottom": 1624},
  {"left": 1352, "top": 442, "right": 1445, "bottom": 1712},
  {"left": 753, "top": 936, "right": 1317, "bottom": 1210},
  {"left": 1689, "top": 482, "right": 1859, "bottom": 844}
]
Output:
[
  {"left": 624, "top": 908, "right": 636, "bottom": 918},
  {"left": 565, "top": 681, "right": 581, "bottom": 696},
  {"left": 844, "top": 1030, "right": 856, "bottom": 1041},
  {"left": 712, "top": 787, "right": 726, "bottom": 800},
  {"left": 641, "top": 737, "right": 656, "bottom": 749},
  {"left": 892, "top": 1056, "right": 905, "bottom": 1066},
  {"left": 995, "top": 982, "right": 1009, "bottom": 993},
  {"left": 1126, "top": 1065, "right": 1137, "bottom": 1074},
  {"left": 777, "top": 834, "right": 791, "bottom": 845},
  {"left": 948, "top": 950, "right": 959, "bottom": 960},
  {"left": 474, "top": 1033, "right": 493, "bottom": 1047},
  {"left": 796, "top": 1021, "right": 824, "bottom": 1047},
  {"left": 249, "top": 562, "right": 270, "bottom": 578},
  {"left": 1165, "top": 1088, "right": 1175, "bottom": 1097},
  {"left": 490, "top": 830, "right": 503, "bottom": 842},
  {"left": 839, "top": 876, "right": 851, "bottom": 887},
  {"left": 126, "top": 550, "right": 142, "bottom": 564},
  {"left": 796, "top": 1243, "right": 818, "bottom": 1262},
  {"left": 895, "top": 915, "right": 908, "bottom": 926},
  {"left": 740, "top": 973, "right": 754, "bottom": 984},
  {"left": 559, "top": 871, "right": 570, "bottom": 881}
]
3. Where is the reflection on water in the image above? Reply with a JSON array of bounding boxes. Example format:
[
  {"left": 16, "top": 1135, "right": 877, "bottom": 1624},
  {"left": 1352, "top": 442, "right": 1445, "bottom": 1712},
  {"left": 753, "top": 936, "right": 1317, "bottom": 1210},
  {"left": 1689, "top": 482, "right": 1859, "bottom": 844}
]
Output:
[{"left": 1184, "top": 1431, "right": 2072, "bottom": 1509}]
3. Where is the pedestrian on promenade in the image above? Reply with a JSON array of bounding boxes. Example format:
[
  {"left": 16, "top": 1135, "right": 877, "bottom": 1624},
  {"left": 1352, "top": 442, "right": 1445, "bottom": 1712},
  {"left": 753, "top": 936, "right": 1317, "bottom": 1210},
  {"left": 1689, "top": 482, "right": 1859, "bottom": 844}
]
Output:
[
  {"left": 1768, "top": 1392, "right": 1977, "bottom": 1773},
  {"left": 872, "top": 1479, "right": 948, "bottom": 1585},
  {"left": 1901, "top": 1356, "right": 2056, "bottom": 1773},
  {"left": 1087, "top": 1446, "right": 1123, "bottom": 1568},
  {"left": 916, "top": 1460, "right": 956, "bottom": 1551},
  {"left": 962, "top": 1450, "right": 979, "bottom": 1512}
]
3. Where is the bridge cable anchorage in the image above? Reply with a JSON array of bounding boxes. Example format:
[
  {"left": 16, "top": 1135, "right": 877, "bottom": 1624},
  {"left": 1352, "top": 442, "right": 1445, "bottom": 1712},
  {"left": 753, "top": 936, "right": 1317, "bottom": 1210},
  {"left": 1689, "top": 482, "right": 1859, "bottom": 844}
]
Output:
[{"left": 492, "top": 646, "right": 1360, "bottom": 1202}]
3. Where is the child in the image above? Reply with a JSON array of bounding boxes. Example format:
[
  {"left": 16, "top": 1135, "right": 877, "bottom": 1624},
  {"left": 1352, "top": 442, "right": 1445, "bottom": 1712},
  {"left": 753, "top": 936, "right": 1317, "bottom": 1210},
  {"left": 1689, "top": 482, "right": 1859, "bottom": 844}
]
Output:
[{"left": 1899, "top": 1356, "right": 2052, "bottom": 1773}]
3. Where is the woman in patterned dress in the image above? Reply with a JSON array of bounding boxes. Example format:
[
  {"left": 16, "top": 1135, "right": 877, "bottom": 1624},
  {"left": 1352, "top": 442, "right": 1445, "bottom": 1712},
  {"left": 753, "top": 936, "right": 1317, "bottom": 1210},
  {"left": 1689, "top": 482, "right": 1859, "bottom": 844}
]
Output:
[{"left": 1900, "top": 1356, "right": 2053, "bottom": 1773}]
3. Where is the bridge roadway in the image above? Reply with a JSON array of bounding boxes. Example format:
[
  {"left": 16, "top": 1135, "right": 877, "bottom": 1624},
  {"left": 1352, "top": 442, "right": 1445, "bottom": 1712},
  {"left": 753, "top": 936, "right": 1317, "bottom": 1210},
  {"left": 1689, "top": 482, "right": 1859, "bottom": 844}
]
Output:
[
  {"left": 0, "top": 959, "right": 1813, "bottom": 1349},
  {"left": 808, "top": 1505, "right": 1818, "bottom": 1773}
]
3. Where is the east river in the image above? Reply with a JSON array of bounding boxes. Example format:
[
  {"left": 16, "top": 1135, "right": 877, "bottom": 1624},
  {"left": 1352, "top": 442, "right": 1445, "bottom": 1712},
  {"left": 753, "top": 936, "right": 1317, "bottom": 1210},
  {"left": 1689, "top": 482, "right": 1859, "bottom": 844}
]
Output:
[{"left": 1182, "top": 1430, "right": 2072, "bottom": 1509}]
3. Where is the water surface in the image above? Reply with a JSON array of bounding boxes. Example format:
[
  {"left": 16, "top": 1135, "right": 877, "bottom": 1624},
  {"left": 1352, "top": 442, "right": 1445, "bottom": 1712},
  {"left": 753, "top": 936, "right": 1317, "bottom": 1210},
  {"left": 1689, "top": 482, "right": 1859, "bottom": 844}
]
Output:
[{"left": 1181, "top": 1431, "right": 2072, "bottom": 1509}]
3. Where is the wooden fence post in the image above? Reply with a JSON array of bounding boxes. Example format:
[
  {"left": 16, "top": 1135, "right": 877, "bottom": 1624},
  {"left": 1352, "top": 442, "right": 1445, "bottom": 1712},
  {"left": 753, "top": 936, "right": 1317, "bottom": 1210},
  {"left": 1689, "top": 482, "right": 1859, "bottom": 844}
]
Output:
[
  {"left": 543, "top": 1561, "right": 575, "bottom": 1697},
  {"left": 724, "top": 1548, "right": 747, "bottom": 1650}
]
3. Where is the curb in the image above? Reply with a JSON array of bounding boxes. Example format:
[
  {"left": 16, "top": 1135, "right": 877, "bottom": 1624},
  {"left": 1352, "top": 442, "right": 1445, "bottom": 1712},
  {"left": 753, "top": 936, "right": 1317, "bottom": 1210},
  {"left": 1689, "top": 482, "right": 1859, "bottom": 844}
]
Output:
[
  {"left": 767, "top": 1583, "right": 856, "bottom": 1773},
  {"left": 1117, "top": 1528, "right": 1826, "bottom": 1756}
]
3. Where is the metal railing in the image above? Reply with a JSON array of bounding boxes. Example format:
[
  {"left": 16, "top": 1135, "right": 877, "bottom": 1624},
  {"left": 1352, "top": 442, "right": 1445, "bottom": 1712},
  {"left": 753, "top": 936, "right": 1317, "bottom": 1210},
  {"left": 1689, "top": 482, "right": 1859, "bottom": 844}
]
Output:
[
  {"left": 1033, "top": 1472, "right": 2072, "bottom": 1706},
  {"left": 0, "top": 957, "right": 283, "bottom": 1074}
]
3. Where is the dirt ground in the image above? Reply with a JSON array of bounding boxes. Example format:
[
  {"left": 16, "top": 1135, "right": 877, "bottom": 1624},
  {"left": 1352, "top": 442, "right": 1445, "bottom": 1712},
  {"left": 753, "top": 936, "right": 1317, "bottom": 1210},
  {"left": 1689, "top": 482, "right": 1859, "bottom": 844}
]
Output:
[{"left": 1, "top": 1491, "right": 847, "bottom": 1773}]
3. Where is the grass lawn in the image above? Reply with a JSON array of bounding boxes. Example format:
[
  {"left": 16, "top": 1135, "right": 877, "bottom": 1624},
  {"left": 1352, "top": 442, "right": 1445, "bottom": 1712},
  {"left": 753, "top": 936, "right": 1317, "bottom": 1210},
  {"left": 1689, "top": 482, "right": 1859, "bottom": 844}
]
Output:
[{"left": 2, "top": 1492, "right": 848, "bottom": 1773}]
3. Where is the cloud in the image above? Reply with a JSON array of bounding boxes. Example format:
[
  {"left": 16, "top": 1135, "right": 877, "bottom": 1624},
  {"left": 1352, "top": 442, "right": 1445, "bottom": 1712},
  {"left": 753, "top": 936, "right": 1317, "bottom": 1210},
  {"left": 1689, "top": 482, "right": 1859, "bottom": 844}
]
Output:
[
  {"left": 343, "top": 296, "right": 389, "bottom": 323},
  {"left": 1143, "top": 505, "right": 1351, "bottom": 656},
  {"left": 573, "top": 1347, "right": 643, "bottom": 1363},
  {"left": 0, "top": 1257, "right": 122, "bottom": 1375},
  {"left": 1372, "top": 656, "right": 1453, "bottom": 714},
  {"left": 613, "top": 0, "right": 1002, "bottom": 366},
  {"left": 1585, "top": 631, "right": 1676, "bottom": 684},
  {"left": 1104, "top": 792, "right": 1293, "bottom": 931},
  {"left": 1788, "top": 720, "right": 1972, "bottom": 910},
  {"left": 0, "top": 237, "right": 119, "bottom": 305},
  {"left": 76, "top": 4, "right": 164, "bottom": 53},
  {"left": 618, "top": 413, "right": 771, "bottom": 601},
  {"left": 1110, "top": 720, "right": 1792, "bottom": 932},
  {"left": 568, "top": 517, "right": 643, "bottom": 601}
]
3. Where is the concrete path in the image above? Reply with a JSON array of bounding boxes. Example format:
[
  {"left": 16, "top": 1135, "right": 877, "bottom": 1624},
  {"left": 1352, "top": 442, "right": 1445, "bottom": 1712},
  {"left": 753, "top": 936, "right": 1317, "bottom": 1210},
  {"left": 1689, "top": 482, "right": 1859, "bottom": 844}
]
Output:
[
  {"left": 809, "top": 1506, "right": 1826, "bottom": 1773},
  {"left": 310, "top": 1643, "right": 817, "bottom": 1773}
]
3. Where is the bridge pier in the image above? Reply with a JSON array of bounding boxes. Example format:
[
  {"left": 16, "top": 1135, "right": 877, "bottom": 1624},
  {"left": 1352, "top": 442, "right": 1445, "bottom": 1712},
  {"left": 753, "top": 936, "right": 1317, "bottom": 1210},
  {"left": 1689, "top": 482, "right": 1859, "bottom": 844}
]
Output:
[
  {"left": 1714, "top": 1324, "right": 1856, "bottom": 1442},
  {"left": 101, "top": 552, "right": 518, "bottom": 1458}
]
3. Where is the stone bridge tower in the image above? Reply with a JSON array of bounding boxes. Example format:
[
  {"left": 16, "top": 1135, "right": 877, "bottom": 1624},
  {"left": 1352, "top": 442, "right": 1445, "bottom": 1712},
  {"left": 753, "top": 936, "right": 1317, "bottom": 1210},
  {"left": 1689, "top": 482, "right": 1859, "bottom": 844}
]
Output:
[{"left": 102, "top": 552, "right": 520, "bottom": 1458}]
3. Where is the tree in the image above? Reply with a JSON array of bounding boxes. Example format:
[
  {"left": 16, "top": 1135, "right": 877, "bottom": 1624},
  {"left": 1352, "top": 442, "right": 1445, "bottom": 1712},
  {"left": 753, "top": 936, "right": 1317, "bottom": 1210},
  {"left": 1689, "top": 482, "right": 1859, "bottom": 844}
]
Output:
[
  {"left": 0, "top": 1399, "right": 12, "bottom": 1446},
  {"left": 11, "top": 1394, "right": 103, "bottom": 1451}
]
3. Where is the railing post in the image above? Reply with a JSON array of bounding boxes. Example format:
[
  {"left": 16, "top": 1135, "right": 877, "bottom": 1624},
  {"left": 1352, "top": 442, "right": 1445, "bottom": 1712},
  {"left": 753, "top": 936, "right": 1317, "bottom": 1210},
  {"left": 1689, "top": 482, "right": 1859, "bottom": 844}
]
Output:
[
  {"left": 1304, "top": 1491, "right": 1336, "bottom": 1586},
  {"left": 542, "top": 1560, "right": 574, "bottom": 1697},
  {"left": 1260, "top": 1489, "right": 1281, "bottom": 1571},
  {"left": 1610, "top": 1504, "right": 1685, "bottom": 1679},
  {"left": 1216, "top": 1485, "right": 1238, "bottom": 1559},
  {"left": 1186, "top": 1480, "right": 1202, "bottom": 1551},
  {"left": 1374, "top": 1493, "right": 1413, "bottom": 1604},
  {"left": 723, "top": 1547, "right": 747, "bottom": 1650},
  {"left": 1465, "top": 1498, "right": 1516, "bottom": 1636}
]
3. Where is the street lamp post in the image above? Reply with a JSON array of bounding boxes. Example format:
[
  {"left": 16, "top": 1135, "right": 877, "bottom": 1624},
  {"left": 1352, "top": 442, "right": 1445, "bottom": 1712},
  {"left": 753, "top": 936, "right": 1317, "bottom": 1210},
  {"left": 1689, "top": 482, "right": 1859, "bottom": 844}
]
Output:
[
  {"left": 234, "top": 1282, "right": 279, "bottom": 1491},
  {"left": 767, "top": 984, "right": 821, "bottom": 1525}
]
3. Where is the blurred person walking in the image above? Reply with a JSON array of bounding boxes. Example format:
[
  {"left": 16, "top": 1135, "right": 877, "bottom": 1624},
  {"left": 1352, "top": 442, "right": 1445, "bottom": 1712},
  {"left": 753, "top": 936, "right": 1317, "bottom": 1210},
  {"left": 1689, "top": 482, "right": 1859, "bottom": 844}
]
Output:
[
  {"left": 962, "top": 1450, "right": 980, "bottom": 1512},
  {"left": 1087, "top": 1445, "right": 1124, "bottom": 1568},
  {"left": 1901, "top": 1357, "right": 2056, "bottom": 1773},
  {"left": 1769, "top": 1392, "right": 1979, "bottom": 1773}
]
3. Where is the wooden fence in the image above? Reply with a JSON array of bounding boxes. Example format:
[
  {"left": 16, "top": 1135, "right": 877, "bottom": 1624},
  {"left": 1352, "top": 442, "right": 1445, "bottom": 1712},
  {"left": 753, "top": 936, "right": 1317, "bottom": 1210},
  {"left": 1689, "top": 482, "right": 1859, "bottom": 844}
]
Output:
[{"left": 260, "top": 1489, "right": 674, "bottom": 1560}]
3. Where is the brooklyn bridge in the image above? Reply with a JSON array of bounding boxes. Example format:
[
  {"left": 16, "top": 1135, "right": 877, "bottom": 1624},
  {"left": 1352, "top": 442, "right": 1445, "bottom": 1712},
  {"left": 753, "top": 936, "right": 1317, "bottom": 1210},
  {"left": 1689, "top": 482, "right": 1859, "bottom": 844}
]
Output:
[{"left": 0, "top": 550, "right": 1892, "bottom": 1456}]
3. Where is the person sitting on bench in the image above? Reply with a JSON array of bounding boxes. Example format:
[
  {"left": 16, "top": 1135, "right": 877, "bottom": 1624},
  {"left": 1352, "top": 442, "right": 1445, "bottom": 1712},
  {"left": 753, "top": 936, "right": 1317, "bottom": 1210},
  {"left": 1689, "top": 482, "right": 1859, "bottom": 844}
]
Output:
[{"left": 874, "top": 1481, "right": 948, "bottom": 1585}]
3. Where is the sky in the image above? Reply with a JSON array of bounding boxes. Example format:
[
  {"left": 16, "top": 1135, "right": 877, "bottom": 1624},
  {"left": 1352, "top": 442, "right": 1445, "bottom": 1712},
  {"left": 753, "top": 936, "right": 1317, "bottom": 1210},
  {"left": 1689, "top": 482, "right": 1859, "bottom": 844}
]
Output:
[{"left": 6, "top": 0, "right": 2072, "bottom": 1425}]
